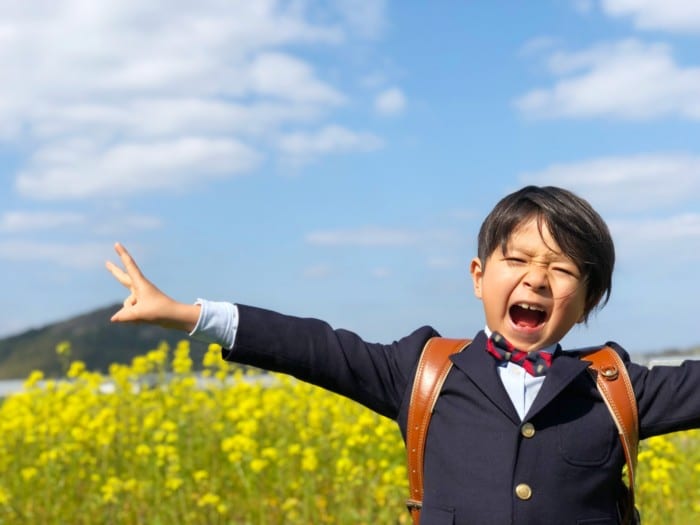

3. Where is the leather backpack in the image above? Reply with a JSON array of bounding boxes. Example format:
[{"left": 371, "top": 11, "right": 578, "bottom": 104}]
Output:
[{"left": 405, "top": 337, "right": 639, "bottom": 525}]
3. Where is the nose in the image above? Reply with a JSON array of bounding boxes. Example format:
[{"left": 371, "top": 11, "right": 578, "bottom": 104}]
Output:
[{"left": 523, "top": 264, "right": 549, "bottom": 291}]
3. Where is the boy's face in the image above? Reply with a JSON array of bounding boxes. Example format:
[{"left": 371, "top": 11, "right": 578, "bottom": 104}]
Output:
[{"left": 470, "top": 217, "right": 587, "bottom": 352}]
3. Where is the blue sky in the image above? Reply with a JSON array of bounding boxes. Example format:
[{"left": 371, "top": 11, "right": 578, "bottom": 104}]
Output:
[{"left": 1, "top": 0, "right": 699, "bottom": 354}]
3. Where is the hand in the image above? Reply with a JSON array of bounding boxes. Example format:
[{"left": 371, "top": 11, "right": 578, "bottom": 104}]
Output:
[{"left": 105, "top": 242, "right": 200, "bottom": 332}]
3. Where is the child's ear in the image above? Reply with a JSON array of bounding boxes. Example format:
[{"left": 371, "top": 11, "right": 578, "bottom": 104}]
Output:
[{"left": 470, "top": 257, "right": 484, "bottom": 299}]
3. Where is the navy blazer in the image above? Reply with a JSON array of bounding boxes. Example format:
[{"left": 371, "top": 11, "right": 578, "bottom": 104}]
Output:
[{"left": 224, "top": 304, "right": 700, "bottom": 525}]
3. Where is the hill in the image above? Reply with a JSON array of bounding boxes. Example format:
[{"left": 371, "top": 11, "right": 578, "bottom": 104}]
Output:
[{"left": 0, "top": 304, "right": 208, "bottom": 380}]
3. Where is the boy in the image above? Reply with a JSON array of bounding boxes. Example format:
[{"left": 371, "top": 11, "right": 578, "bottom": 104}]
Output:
[{"left": 106, "top": 185, "right": 700, "bottom": 524}]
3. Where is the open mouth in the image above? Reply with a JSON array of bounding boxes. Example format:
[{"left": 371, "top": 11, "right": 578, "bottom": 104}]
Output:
[{"left": 509, "top": 303, "right": 546, "bottom": 329}]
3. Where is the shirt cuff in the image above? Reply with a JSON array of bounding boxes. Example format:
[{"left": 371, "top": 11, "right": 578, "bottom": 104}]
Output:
[{"left": 189, "top": 299, "right": 238, "bottom": 349}]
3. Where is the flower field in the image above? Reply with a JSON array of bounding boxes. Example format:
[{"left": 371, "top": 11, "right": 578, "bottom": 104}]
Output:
[{"left": 0, "top": 340, "right": 698, "bottom": 524}]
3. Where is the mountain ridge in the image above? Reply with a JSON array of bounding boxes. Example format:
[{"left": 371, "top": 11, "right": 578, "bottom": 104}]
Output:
[{"left": 0, "top": 304, "right": 207, "bottom": 380}]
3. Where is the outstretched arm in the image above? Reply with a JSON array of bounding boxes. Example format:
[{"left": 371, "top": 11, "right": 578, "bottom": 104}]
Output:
[{"left": 105, "top": 242, "right": 200, "bottom": 332}]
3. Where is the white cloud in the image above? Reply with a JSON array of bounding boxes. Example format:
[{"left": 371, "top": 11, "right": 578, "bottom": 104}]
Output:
[
  {"left": 602, "top": 0, "right": 700, "bottom": 33},
  {"left": 0, "top": 240, "right": 106, "bottom": 269},
  {"left": 246, "top": 52, "right": 345, "bottom": 105},
  {"left": 515, "top": 39, "right": 700, "bottom": 120},
  {"left": 370, "top": 267, "right": 391, "bottom": 278},
  {"left": 332, "top": 0, "right": 387, "bottom": 39},
  {"left": 34, "top": 98, "right": 324, "bottom": 140},
  {"left": 0, "top": 211, "right": 84, "bottom": 232},
  {"left": 305, "top": 226, "right": 457, "bottom": 247},
  {"left": 359, "top": 72, "right": 389, "bottom": 89},
  {"left": 16, "top": 137, "right": 261, "bottom": 200},
  {"left": 426, "top": 256, "right": 459, "bottom": 269},
  {"left": 520, "top": 153, "right": 700, "bottom": 212},
  {"left": 92, "top": 214, "right": 163, "bottom": 235},
  {"left": 374, "top": 87, "right": 406, "bottom": 116},
  {"left": 0, "top": 2, "right": 343, "bottom": 119},
  {"left": 278, "top": 125, "right": 383, "bottom": 165},
  {"left": 0, "top": 210, "right": 162, "bottom": 235},
  {"left": 306, "top": 227, "right": 419, "bottom": 247},
  {"left": 0, "top": 1, "right": 387, "bottom": 200},
  {"left": 519, "top": 36, "right": 560, "bottom": 57},
  {"left": 449, "top": 209, "right": 478, "bottom": 221},
  {"left": 572, "top": 0, "right": 595, "bottom": 14},
  {"left": 617, "top": 213, "right": 700, "bottom": 239},
  {"left": 303, "top": 264, "right": 332, "bottom": 279},
  {"left": 610, "top": 213, "right": 700, "bottom": 262}
]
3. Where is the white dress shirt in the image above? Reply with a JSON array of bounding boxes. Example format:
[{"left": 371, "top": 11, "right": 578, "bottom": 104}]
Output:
[{"left": 483, "top": 326, "right": 556, "bottom": 420}]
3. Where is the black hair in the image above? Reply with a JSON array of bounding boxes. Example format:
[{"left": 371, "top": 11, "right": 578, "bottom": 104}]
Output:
[{"left": 477, "top": 186, "right": 615, "bottom": 321}]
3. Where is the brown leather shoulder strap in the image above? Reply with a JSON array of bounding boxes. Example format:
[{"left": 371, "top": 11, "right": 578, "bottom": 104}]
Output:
[
  {"left": 585, "top": 346, "right": 639, "bottom": 524},
  {"left": 406, "top": 337, "right": 470, "bottom": 524}
]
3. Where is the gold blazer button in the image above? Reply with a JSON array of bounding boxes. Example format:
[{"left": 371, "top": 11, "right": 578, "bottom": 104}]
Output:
[
  {"left": 521, "top": 422, "right": 536, "bottom": 438},
  {"left": 515, "top": 483, "right": 533, "bottom": 500}
]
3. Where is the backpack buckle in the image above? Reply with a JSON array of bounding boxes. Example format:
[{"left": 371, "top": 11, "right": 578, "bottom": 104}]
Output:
[
  {"left": 600, "top": 365, "right": 619, "bottom": 380},
  {"left": 406, "top": 499, "right": 422, "bottom": 512}
]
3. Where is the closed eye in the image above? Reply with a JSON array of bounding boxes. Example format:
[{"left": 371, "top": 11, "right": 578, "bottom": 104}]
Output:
[{"left": 552, "top": 266, "right": 579, "bottom": 278}]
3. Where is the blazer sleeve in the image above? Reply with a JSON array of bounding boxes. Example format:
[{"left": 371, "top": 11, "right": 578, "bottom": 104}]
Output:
[
  {"left": 221, "top": 304, "right": 440, "bottom": 419},
  {"left": 610, "top": 342, "right": 700, "bottom": 438}
]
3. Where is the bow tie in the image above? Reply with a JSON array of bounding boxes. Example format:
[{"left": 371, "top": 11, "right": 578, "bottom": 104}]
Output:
[{"left": 486, "top": 332, "right": 556, "bottom": 377}]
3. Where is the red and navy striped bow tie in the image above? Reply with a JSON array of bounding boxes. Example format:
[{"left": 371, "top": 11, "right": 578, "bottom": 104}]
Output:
[{"left": 486, "top": 332, "right": 555, "bottom": 377}]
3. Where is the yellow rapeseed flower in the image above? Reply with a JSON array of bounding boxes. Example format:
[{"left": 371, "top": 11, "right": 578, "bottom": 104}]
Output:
[
  {"left": 172, "top": 341, "right": 193, "bottom": 374},
  {"left": 100, "top": 477, "right": 122, "bottom": 504},
  {"left": 301, "top": 447, "right": 318, "bottom": 472},
  {"left": 66, "top": 360, "right": 86, "bottom": 378},
  {"left": 165, "top": 477, "right": 183, "bottom": 492},
  {"left": 147, "top": 343, "right": 169, "bottom": 367},
  {"left": 21, "top": 467, "right": 38, "bottom": 482},
  {"left": 203, "top": 344, "right": 222, "bottom": 368},
  {"left": 261, "top": 447, "right": 278, "bottom": 460},
  {"left": 0, "top": 486, "right": 9, "bottom": 505},
  {"left": 56, "top": 341, "right": 71, "bottom": 356},
  {"left": 23, "top": 370, "right": 44, "bottom": 389},
  {"left": 135, "top": 444, "right": 151, "bottom": 457},
  {"left": 193, "top": 470, "right": 208, "bottom": 482},
  {"left": 250, "top": 458, "right": 268, "bottom": 472},
  {"left": 197, "top": 492, "right": 221, "bottom": 508},
  {"left": 131, "top": 356, "right": 150, "bottom": 376}
]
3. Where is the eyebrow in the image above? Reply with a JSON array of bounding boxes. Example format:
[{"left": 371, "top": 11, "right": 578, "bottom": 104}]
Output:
[{"left": 503, "top": 246, "right": 576, "bottom": 265}]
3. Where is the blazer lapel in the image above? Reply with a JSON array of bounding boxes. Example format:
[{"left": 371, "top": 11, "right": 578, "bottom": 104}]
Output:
[
  {"left": 524, "top": 351, "right": 591, "bottom": 420},
  {"left": 450, "top": 331, "right": 521, "bottom": 425}
]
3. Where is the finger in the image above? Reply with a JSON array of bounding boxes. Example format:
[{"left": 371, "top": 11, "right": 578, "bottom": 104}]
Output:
[
  {"left": 105, "top": 260, "right": 133, "bottom": 288},
  {"left": 111, "top": 306, "right": 126, "bottom": 322},
  {"left": 123, "top": 293, "right": 137, "bottom": 308},
  {"left": 111, "top": 306, "right": 141, "bottom": 323},
  {"left": 114, "top": 242, "right": 145, "bottom": 280}
]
